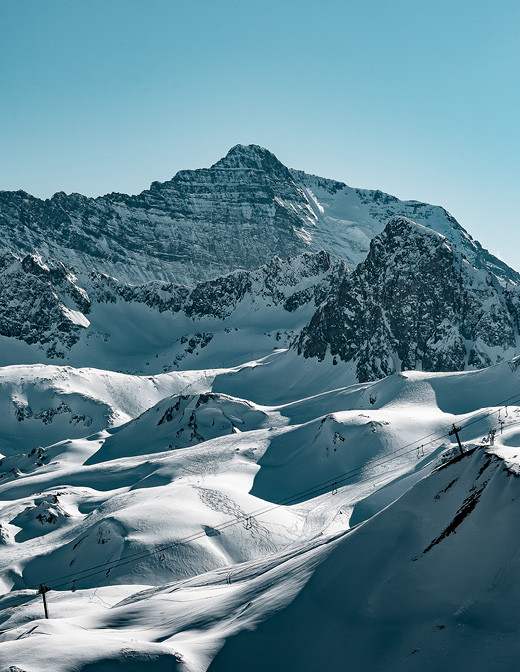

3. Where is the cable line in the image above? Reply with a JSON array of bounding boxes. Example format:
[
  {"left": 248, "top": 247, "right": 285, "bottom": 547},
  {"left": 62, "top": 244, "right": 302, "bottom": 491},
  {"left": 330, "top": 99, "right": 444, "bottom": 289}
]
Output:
[{"left": 1, "top": 387, "right": 520, "bottom": 613}]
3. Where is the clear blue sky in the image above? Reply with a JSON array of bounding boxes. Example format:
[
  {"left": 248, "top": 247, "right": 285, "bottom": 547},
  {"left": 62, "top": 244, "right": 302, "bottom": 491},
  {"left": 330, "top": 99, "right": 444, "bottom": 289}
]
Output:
[{"left": 1, "top": 0, "right": 519, "bottom": 267}]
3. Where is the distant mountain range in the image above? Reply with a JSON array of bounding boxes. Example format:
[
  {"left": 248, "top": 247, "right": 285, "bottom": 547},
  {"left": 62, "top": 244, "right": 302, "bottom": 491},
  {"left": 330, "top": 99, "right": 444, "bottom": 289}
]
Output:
[
  {"left": 1, "top": 144, "right": 517, "bottom": 285},
  {"left": 1, "top": 144, "right": 519, "bottom": 380}
]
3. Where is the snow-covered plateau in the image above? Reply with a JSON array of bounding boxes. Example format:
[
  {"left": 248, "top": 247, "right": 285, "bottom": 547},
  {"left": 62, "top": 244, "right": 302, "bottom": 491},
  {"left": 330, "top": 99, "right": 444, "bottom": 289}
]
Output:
[{"left": 1, "top": 145, "right": 520, "bottom": 671}]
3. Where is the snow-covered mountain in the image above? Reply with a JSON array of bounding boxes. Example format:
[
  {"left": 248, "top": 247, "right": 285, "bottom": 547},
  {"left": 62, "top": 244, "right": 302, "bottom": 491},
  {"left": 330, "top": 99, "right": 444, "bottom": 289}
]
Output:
[
  {"left": 3, "top": 213, "right": 520, "bottom": 386},
  {"left": 297, "top": 216, "right": 520, "bottom": 380},
  {"left": 1, "top": 144, "right": 516, "bottom": 285},
  {"left": 0, "top": 249, "right": 339, "bottom": 370},
  {"left": 2, "top": 145, "right": 520, "bottom": 671}
]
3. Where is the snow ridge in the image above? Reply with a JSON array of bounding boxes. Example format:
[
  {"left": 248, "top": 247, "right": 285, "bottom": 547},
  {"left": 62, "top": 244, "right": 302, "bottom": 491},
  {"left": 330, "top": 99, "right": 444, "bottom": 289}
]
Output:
[{"left": 0, "top": 144, "right": 516, "bottom": 285}]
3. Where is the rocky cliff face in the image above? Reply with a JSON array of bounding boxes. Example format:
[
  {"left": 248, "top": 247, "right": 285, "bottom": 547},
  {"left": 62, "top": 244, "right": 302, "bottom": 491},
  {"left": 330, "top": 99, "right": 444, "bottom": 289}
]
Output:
[
  {"left": 0, "top": 251, "right": 91, "bottom": 357},
  {"left": 1, "top": 144, "right": 516, "bottom": 286},
  {"left": 0, "top": 248, "right": 340, "bottom": 368},
  {"left": 296, "top": 217, "right": 520, "bottom": 381}
]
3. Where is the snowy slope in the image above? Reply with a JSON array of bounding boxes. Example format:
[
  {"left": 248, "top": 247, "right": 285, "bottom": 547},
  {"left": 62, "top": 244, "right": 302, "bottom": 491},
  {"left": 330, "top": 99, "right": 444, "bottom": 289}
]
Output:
[
  {"left": 211, "top": 446, "right": 520, "bottom": 672},
  {"left": 0, "top": 355, "right": 519, "bottom": 670},
  {"left": 0, "top": 364, "right": 215, "bottom": 458},
  {"left": 0, "top": 249, "right": 339, "bottom": 371}
]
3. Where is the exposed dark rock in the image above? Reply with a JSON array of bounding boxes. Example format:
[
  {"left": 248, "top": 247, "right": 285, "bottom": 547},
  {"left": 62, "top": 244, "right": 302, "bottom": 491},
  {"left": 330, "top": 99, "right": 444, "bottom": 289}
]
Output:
[
  {"left": 297, "top": 217, "right": 520, "bottom": 381},
  {"left": 1, "top": 145, "right": 516, "bottom": 286}
]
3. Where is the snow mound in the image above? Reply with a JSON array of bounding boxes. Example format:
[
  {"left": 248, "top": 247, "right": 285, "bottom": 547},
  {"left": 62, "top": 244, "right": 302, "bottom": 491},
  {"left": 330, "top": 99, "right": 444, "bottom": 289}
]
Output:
[
  {"left": 0, "top": 364, "right": 207, "bottom": 457},
  {"left": 86, "top": 392, "right": 275, "bottom": 464}
]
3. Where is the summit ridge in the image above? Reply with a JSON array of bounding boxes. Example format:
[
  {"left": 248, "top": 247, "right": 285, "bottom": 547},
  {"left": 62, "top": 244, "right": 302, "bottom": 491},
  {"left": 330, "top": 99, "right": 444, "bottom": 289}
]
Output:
[{"left": 0, "top": 144, "right": 516, "bottom": 286}]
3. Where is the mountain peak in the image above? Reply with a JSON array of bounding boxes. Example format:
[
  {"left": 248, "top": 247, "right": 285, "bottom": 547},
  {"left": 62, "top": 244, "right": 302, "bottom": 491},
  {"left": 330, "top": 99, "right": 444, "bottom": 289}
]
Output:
[
  {"left": 297, "top": 212, "right": 518, "bottom": 380},
  {"left": 380, "top": 216, "right": 447, "bottom": 245},
  {"left": 364, "top": 215, "right": 452, "bottom": 264},
  {"left": 211, "top": 144, "right": 290, "bottom": 175}
]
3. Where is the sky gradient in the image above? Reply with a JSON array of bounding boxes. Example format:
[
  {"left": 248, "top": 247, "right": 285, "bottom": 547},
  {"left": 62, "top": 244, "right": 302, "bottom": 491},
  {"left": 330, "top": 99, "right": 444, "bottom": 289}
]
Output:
[{"left": 1, "top": 0, "right": 519, "bottom": 267}]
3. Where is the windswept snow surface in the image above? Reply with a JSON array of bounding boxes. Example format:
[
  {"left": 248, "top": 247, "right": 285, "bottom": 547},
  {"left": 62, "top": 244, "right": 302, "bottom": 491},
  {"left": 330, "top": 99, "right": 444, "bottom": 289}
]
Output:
[
  {"left": 1, "top": 353, "right": 520, "bottom": 670},
  {"left": 0, "top": 364, "right": 219, "bottom": 456}
]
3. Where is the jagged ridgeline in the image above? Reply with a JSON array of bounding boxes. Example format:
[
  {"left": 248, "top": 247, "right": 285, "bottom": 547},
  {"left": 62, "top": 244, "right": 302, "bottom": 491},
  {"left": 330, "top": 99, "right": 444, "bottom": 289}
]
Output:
[
  {"left": 296, "top": 217, "right": 520, "bottom": 381},
  {"left": 0, "top": 144, "right": 516, "bottom": 285},
  {"left": 1, "top": 145, "right": 519, "bottom": 378}
]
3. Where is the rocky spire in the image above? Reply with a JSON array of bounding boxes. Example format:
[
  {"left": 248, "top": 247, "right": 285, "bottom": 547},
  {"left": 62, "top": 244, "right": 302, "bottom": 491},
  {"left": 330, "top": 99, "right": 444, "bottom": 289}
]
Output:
[{"left": 296, "top": 216, "right": 519, "bottom": 381}]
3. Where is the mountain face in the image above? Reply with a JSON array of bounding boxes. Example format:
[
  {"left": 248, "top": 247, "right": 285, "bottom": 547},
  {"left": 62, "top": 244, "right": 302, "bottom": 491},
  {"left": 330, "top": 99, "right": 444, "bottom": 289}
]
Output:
[
  {"left": 296, "top": 217, "right": 520, "bottom": 381},
  {"left": 1, "top": 144, "right": 516, "bottom": 286},
  {"left": 2, "top": 212, "right": 520, "bottom": 384},
  {"left": 3, "top": 145, "right": 520, "bottom": 672},
  {"left": 0, "top": 247, "right": 340, "bottom": 370},
  {"left": 0, "top": 251, "right": 91, "bottom": 358}
]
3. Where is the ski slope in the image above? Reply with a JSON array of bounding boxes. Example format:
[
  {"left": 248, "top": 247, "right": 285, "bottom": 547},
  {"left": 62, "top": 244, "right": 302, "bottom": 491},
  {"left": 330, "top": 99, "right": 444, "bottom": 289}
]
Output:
[{"left": 1, "top": 354, "right": 520, "bottom": 670}]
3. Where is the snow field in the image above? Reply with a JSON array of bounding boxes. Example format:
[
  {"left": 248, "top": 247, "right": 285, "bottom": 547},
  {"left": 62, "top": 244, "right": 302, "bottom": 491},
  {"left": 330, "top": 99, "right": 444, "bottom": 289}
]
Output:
[{"left": 1, "top": 355, "right": 520, "bottom": 670}]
